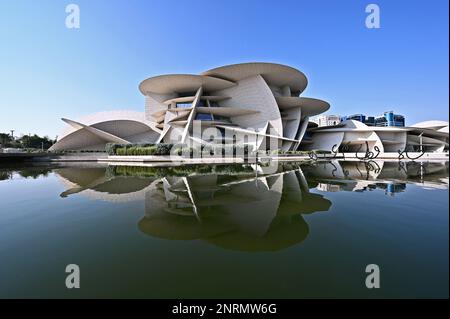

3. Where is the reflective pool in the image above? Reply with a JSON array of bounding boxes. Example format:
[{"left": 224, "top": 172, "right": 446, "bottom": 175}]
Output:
[{"left": 0, "top": 160, "right": 448, "bottom": 298}]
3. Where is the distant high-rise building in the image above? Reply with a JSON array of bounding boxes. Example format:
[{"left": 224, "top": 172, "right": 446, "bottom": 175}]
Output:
[
  {"left": 341, "top": 111, "right": 405, "bottom": 127},
  {"left": 374, "top": 111, "right": 405, "bottom": 127},
  {"left": 315, "top": 114, "right": 341, "bottom": 127}
]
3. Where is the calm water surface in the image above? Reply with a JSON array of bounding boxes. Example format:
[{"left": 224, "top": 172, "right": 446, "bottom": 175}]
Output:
[{"left": 0, "top": 160, "right": 448, "bottom": 298}]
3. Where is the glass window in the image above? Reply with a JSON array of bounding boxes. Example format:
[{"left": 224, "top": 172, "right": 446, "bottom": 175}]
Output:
[
  {"left": 195, "top": 113, "right": 214, "bottom": 121},
  {"left": 197, "top": 100, "right": 206, "bottom": 107},
  {"left": 215, "top": 115, "right": 231, "bottom": 122},
  {"left": 209, "top": 101, "right": 220, "bottom": 107},
  {"left": 176, "top": 103, "right": 192, "bottom": 108}
]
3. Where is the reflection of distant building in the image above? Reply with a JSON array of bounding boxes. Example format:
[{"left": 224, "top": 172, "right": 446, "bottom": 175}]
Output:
[
  {"left": 376, "top": 182, "right": 407, "bottom": 195},
  {"left": 317, "top": 183, "right": 341, "bottom": 192},
  {"left": 303, "top": 160, "right": 449, "bottom": 193}
]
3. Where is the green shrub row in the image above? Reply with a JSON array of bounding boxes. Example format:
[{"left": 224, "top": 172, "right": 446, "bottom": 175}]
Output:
[
  {"left": 106, "top": 143, "right": 158, "bottom": 155},
  {"left": 106, "top": 143, "right": 250, "bottom": 157},
  {"left": 108, "top": 163, "right": 255, "bottom": 178},
  {"left": 108, "top": 143, "right": 174, "bottom": 156},
  {"left": 107, "top": 142, "right": 336, "bottom": 157}
]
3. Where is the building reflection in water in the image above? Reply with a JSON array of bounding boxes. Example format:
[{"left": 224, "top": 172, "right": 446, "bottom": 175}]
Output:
[
  {"left": 140, "top": 168, "right": 332, "bottom": 251},
  {"left": 54, "top": 160, "right": 448, "bottom": 251},
  {"left": 302, "top": 160, "right": 448, "bottom": 195},
  {"left": 56, "top": 164, "right": 331, "bottom": 252}
]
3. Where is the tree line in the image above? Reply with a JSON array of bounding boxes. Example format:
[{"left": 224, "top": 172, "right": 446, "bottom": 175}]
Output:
[{"left": 0, "top": 133, "right": 56, "bottom": 150}]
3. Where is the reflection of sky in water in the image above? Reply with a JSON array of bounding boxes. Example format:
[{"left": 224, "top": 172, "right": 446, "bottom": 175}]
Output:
[{"left": 0, "top": 161, "right": 448, "bottom": 298}]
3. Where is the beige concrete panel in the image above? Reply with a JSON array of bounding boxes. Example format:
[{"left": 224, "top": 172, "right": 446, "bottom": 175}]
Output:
[
  {"left": 408, "top": 135, "right": 447, "bottom": 152},
  {"left": 438, "top": 126, "right": 449, "bottom": 133},
  {"left": 281, "top": 85, "right": 291, "bottom": 97},
  {"left": 292, "top": 116, "right": 310, "bottom": 150},
  {"left": 126, "top": 130, "right": 160, "bottom": 144},
  {"left": 216, "top": 125, "right": 298, "bottom": 142},
  {"left": 275, "top": 96, "right": 330, "bottom": 116},
  {"left": 164, "top": 125, "right": 185, "bottom": 144},
  {"left": 167, "top": 111, "right": 191, "bottom": 122},
  {"left": 139, "top": 74, "right": 235, "bottom": 95},
  {"left": 296, "top": 116, "right": 310, "bottom": 141},
  {"left": 411, "top": 120, "right": 449, "bottom": 130},
  {"left": 202, "top": 62, "right": 308, "bottom": 94},
  {"left": 181, "top": 87, "right": 203, "bottom": 143},
  {"left": 342, "top": 131, "right": 384, "bottom": 153},
  {"left": 281, "top": 107, "right": 301, "bottom": 151},
  {"left": 58, "top": 110, "right": 154, "bottom": 140},
  {"left": 212, "top": 75, "right": 283, "bottom": 136},
  {"left": 163, "top": 95, "right": 230, "bottom": 105},
  {"left": 60, "top": 118, "right": 131, "bottom": 144},
  {"left": 302, "top": 131, "right": 344, "bottom": 151},
  {"left": 49, "top": 128, "right": 108, "bottom": 151},
  {"left": 156, "top": 125, "right": 171, "bottom": 143},
  {"left": 282, "top": 107, "right": 302, "bottom": 140},
  {"left": 151, "top": 110, "right": 167, "bottom": 117},
  {"left": 196, "top": 106, "right": 260, "bottom": 117},
  {"left": 92, "top": 120, "right": 159, "bottom": 141},
  {"left": 377, "top": 131, "right": 407, "bottom": 152},
  {"left": 268, "top": 85, "right": 283, "bottom": 97},
  {"left": 170, "top": 120, "right": 189, "bottom": 126},
  {"left": 145, "top": 92, "right": 176, "bottom": 122}
]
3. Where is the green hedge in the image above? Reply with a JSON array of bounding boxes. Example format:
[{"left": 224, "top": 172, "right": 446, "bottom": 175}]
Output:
[
  {"left": 105, "top": 143, "right": 124, "bottom": 155},
  {"left": 106, "top": 143, "right": 250, "bottom": 157},
  {"left": 107, "top": 143, "right": 174, "bottom": 156},
  {"left": 116, "top": 146, "right": 157, "bottom": 156},
  {"left": 108, "top": 164, "right": 255, "bottom": 178},
  {"left": 108, "top": 143, "right": 332, "bottom": 157}
]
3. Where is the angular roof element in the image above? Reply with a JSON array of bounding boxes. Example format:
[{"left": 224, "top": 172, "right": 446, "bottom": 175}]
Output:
[
  {"left": 275, "top": 96, "right": 330, "bottom": 116},
  {"left": 202, "top": 62, "right": 308, "bottom": 94},
  {"left": 411, "top": 120, "right": 449, "bottom": 130},
  {"left": 139, "top": 74, "right": 235, "bottom": 95}
]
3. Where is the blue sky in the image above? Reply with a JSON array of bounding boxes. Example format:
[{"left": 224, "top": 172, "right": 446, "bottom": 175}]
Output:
[{"left": 0, "top": 0, "right": 448, "bottom": 137}]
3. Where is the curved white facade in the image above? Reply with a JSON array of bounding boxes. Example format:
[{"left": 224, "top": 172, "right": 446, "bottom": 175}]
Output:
[
  {"left": 301, "top": 120, "right": 449, "bottom": 153},
  {"left": 51, "top": 62, "right": 330, "bottom": 151},
  {"left": 50, "top": 110, "right": 160, "bottom": 151},
  {"left": 142, "top": 62, "right": 329, "bottom": 150}
]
